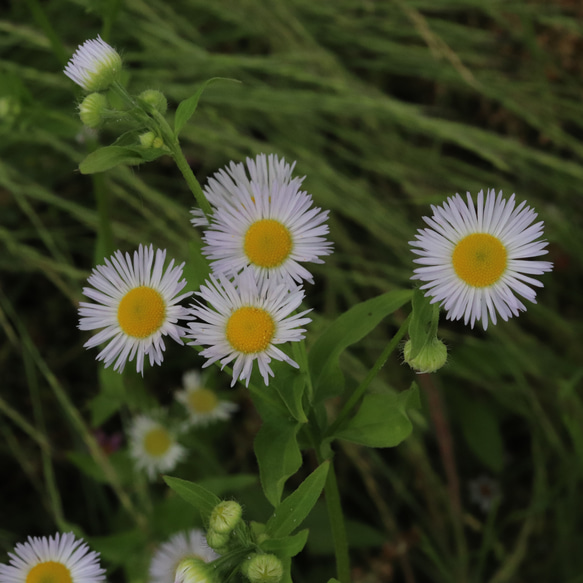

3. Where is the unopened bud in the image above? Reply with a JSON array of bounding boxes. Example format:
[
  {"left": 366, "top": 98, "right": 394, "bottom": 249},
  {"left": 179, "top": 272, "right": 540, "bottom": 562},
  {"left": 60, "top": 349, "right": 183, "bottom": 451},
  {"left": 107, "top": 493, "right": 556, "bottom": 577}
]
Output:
[
  {"left": 139, "top": 89, "right": 168, "bottom": 114},
  {"left": 403, "top": 338, "right": 447, "bottom": 374},
  {"left": 175, "top": 557, "right": 215, "bottom": 583},
  {"left": 243, "top": 554, "right": 283, "bottom": 583},
  {"left": 209, "top": 501, "right": 242, "bottom": 534},
  {"left": 205, "top": 528, "right": 230, "bottom": 553},
  {"left": 79, "top": 93, "right": 108, "bottom": 128}
]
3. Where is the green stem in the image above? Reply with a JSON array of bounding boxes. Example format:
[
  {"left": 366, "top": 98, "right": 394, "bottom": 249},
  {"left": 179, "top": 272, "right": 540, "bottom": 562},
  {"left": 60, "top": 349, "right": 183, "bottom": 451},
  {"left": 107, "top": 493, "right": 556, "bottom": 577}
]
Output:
[{"left": 327, "top": 313, "right": 411, "bottom": 437}]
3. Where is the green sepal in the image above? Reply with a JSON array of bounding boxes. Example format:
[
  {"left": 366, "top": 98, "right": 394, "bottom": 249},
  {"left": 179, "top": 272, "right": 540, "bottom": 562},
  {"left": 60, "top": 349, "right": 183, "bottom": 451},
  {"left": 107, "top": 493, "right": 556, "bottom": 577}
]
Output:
[
  {"left": 163, "top": 476, "right": 220, "bottom": 523},
  {"left": 259, "top": 529, "right": 309, "bottom": 557},
  {"left": 334, "top": 383, "right": 420, "bottom": 448},
  {"left": 265, "top": 461, "right": 329, "bottom": 538},
  {"left": 408, "top": 288, "right": 439, "bottom": 360}
]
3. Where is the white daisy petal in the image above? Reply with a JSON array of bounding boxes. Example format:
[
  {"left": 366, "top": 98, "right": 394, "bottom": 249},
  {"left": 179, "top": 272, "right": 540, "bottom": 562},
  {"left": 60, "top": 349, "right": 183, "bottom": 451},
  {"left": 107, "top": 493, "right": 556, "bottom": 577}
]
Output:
[
  {"left": 411, "top": 189, "right": 553, "bottom": 329},
  {"left": 78, "top": 244, "right": 192, "bottom": 374},
  {"left": 0, "top": 532, "right": 105, "bottom": 583},
  {"left": 187, "top": 269, "right": 311, "bottom": 387}
]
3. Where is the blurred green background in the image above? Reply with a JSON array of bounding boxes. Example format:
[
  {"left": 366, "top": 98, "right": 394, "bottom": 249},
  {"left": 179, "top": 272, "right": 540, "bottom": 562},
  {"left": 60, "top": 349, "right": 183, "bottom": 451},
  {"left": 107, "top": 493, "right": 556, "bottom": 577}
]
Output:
[{"left": 1, "top": 1, "right": 582, "bottom": 582}]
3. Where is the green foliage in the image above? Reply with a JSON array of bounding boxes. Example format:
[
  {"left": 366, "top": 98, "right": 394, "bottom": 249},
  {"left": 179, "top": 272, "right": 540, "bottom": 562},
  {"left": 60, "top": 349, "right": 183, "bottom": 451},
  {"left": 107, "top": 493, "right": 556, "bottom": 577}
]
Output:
[{"left": 163, "top": 476, "right": 221, "bottom": 523}]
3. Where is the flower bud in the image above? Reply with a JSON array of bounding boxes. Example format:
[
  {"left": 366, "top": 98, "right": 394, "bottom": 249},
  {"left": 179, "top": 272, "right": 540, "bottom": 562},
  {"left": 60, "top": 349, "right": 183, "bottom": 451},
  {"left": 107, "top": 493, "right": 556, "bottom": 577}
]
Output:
[
  {"left": 242, "top": 554, "right": 283, "bottom": 583},
  {"left": 139, "top": 89, "right": 168, "bottom": 114},
  {"left": 403, "top": 338, "right": 447, "bottom": 374},
  {"left": 209, "top": 501, "right": 242, "bottom": 534},
  {"left": 175, "top": 557, "right": 215, "bottom": 583},
  {"left": 205, "top": 528, "right": 230, "bottom": 553},
  {"left": 79, "top": 93, "right": 108, "bottom": 128}
]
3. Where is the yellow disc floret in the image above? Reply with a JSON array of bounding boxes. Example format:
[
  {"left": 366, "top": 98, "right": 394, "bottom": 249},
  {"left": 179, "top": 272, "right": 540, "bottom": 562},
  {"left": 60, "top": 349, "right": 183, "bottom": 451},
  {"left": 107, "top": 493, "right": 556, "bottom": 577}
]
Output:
[
  {"left": 226, "top": 307, "right": 275, "bottom": 354},
  {"left": 143, "top": 427, "right": 172, "bottom": 457},
  {"left": 187, "top": 388, "right": 219, "bottom": 413},
  {"left": 26, "top": 562, "right": 73, "bottom": 583},
  {"left": 244, "top": 219, "right": 292, "bottom": 268},
  {"left": 117, "top": 286, "right": 165, "bottom": 338},
  {"left": 452, "top": 233, "right": 507, "bottom": 287}
]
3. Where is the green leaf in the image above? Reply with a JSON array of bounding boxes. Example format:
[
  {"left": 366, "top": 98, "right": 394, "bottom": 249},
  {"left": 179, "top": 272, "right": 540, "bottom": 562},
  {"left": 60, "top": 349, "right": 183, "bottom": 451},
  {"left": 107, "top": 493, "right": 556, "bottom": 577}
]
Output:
[
  {"left": 197, "top": 474, "right": 257, "bottom": 497},
  {"left": 408, "top": 288, "right": 439, "bottom": 360},
  {"left": 270, "top": 363, "right": 308, "bottom": 423},
  {"left": 255, "top": 419, "right": 302, "bottom": 507},
  {"left": 309, "top": 290, "right": 412, "bottom": 402},
  {"left": 182, "top": 239, "right": 211, "bottom": 293},
  {"left": 79, "top": 146, "right": 144, "bottom": 174},
  {"left": 266, "top": 461, "right": 330, "bottom": 538},
  {"left": 89, "top": 365, "right": 125, "bottom": 426},
  {"left": 335, "top": 384, "right": 420, "bottom": 448},
  {"left": 90, "top": 530, "right": 147, "bottom": 566},
  {"left": 174, "top": 77, "right": 240, "bottom": 136},
  {"left": 163, "top": 476, "right": 220, "bottom": 522},
  {"left": 260, "top": 529, "right": 309, "bottom": 557}
]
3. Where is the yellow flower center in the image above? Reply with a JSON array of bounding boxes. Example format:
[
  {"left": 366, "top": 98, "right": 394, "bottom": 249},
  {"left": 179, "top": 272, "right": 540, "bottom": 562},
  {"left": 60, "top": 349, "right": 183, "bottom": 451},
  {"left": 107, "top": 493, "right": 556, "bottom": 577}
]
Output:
[
  {"left": 143, "top": 427, "right": 172, "bottom": 457},
  {"left": 244, "top": 219, "right": 292, "bottom": 268},
  {"left": 226, "top": 307, "right": 275, "bottom": 354},
  {"left": 187, "top": 388, "right": 219, "bottom": 414},
  {"left": 117, "top": 286, "right": 165, "bottom": 338},
  {"left": 26, "top": 562, "right": 72, "bottom": 583},
  {"left": 452, "top": 233, "right": 507, "bottom": 287}
]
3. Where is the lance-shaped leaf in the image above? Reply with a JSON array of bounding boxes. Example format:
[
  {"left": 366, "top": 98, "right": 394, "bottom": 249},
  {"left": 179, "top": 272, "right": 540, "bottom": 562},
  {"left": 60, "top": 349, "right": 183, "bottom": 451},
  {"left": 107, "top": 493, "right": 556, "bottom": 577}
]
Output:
[
  {"left": 163, "top": 476, "right": 220, "bottom": 523},
  {"left": 260, "top": 529, "right": 309, "bottom": 557},
  {"left": 79, "top": 146, "right": 144, "bottom": 174},
  {"left": 407, "top": 288, "right": 440, "bottom": 360}
]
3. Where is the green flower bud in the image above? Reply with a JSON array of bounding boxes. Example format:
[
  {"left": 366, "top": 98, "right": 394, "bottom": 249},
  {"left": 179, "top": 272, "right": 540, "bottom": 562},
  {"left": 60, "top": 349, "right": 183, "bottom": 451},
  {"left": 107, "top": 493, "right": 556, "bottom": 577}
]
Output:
[
  {"left": 175, "top": 557, "right": 216, "bottom": 583},
  {"left": 243, "top": 554, "right": 283, "bottom": 583},
  {"left": 209, "top": 501, "right": 242, "bottom": 534},
  {"left": 403, "top": 338, "right": 447, "bottom": 374},
  {"left": 139, "top": 89, "right": 168, "bottom": 114},
  {"left": 205, "top": 528, "right": 230, "bottom": 553},
  {"left": 79, "top": 93, "right": 108, "bottom": 128}
]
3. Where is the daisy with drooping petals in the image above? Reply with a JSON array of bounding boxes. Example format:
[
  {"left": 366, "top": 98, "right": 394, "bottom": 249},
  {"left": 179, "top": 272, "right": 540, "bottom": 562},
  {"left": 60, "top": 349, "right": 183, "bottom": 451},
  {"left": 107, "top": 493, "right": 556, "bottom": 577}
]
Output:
[
  {"left": 128, "top": 414, "right": 186, "bottom": 480},
  {"left": 175, "top": 370, "right": 238, "bottom": 427},
  {"left": 78, "top": 244, "right": 192, "bottom": 374},
  {"left": 410, "top": 189, "right": 553, "bottom": 329},
  {"left": 64, "top": 36, "right": 122, "bottom": 92},
  {"left": 0, "top": 532, "right": 105, "bottom": 583},
  {"left": 149, "top": 529, "right": 217, "bottom": 583},
  {"left": 201, "top": 157, "right": 332, "bottom": 285},
  {"left": 190, "top": 153, "right": 299, "bottom": 227},
  {"left": 187, "top": 269, "right": 312, "bottom": 387}
]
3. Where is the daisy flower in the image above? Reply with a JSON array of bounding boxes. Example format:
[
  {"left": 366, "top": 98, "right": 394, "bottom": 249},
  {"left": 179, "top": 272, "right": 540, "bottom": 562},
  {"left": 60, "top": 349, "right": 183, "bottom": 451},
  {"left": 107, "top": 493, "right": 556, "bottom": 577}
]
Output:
[
  {"left": 128, "top": 414, "right": 186, "bottom": 480},
  {"left": 190, "top": 153, "right": 298, "bottom": 227},
  {"left": 200, "top": 156, "right": 332, "bottom": 285},
  {"left": 78, "top": 244, "right": 192, "bottom": 374},
  {"left": 175, "top": 370, "right": 238, "bottom": 427},
  {"left": 187, "top": 269, "right": 312, "bottom": 387},
  {"left": 64, "top": 36, "right": 122, "bottom": 92},
  {"left": 469, "top": 475, "right": 501, "bottom": 513},
  {"left": 0, "top": 532, "right": 105, "bottom": 583},
  {"left": 149, "top": 530, "right": 217, "bottom": 583},
  {"left": 410, "top": 189, "right": 553, "bottom": 329}
]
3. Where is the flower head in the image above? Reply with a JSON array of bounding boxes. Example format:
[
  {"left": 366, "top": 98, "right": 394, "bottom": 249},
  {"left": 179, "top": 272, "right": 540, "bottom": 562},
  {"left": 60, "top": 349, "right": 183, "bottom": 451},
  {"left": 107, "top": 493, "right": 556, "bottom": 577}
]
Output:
[
  {"left": 469, "top": 475, "right": 501, "bottom": 513},
  {"left": 187, "top": 269, "right": 311, "bottom": 387},
  {"left": 128, "top": 413, "right": 186, "bottom": 480},
  {"left": 64, "top": 36, "right": 122, "bottom": 92},
  {"left": 410, "top": 189, "right": 553, "bottom": 329},
  {"left": 78, "top": 244, "right": 192, "bottom": 374},
  {"left": 0, "top": 532, "right": 105, "bottom": 583},
  {"left": 175, "top": 370, "right": 238, "bottom": 427},
  {"left": 199, "top": 154, "right": 332, "bottom": 285},
  {"left": 149, "top": 530, "right": 217, "bottom": 583}
]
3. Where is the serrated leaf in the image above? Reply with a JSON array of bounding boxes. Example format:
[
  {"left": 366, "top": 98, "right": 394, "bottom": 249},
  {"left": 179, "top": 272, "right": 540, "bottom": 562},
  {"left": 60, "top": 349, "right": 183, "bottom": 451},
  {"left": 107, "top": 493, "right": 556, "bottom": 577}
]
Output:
[
  {"left": 79, "top": 146, "right": 144, "bottom": 174},
  {"left": 255, "top": 419, "right": 302, "bottom": 507},
  {"left": 335, "top": 384, "right": 420, "bottom": 448},
  {"left": 266, "top": 461, "right": 329, "bottom": 538},
  {"left": 163, "top": 476, "right": 220, "bottom": 522},
  {"left": 174, "top": 77, "right": 240, "bottom": 136},
  {"left": 309, "top": 290, "right": 412, "bottom": 402},
  {"left": 260, "top": 529, "right": 309, "bottom": 557}
]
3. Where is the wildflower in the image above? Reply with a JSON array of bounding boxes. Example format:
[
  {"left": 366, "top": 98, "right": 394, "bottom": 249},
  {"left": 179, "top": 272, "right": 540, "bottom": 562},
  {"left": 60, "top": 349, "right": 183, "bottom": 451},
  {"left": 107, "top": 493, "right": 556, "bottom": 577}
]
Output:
[
  {"left": 200, "top": 154, "right": 332, "bottom": 285},
  {"left": 64, "top": 36, "right": 122, "bottom": 92},
  {"left": 469, "top": 475, "right": 501, "bottom": 513},
  {"left": 403, "top": 338, "right": 447, "bottom": 374},
  {"left": 79, "top": 93, "right": 108, "bottom": 128},
  {"left": 410, "top": 189, "right": 553, "bottom": 329},
  {"left": 175, "top": 370, "right": 238, "bottom": 427},
  {"left": 0, "top": 532, "right": 105, "bottom": 583},
  {"left": 149, "top": 530, "right": 217, "bottom": 583},
  {"left": 128, "top": 414, "right": 186, "bottom": 480},
  {"left": 78, "top": 244, "right": 191, "bottom": 374},
  {"left": 174, "top": 558, "right": 215, "bottom": 583},
  {"left": 93, "top": 428, "right": 123, "bottom": 455},
  {"left": 187, "top": 270, "right": 311, "bottom": 387}
]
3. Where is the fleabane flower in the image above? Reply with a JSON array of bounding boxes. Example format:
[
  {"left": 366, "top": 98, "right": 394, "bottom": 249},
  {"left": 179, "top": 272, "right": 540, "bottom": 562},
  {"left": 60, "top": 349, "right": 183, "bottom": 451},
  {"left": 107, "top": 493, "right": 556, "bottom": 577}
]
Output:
[
  {"left": 175, "top": 370, "right": 238, "bottom": 427},
  {"left": 187, "top": 269, "right": 311, "bottom": 387},
  {"left": 410, "top": 189, "right": 553, "bottom": 329},
  {"left": 191, "top": 153, "right": 298, "bottom": 227},
  {"left": 149, "top": 530, "right": 217, "bottom": 583},
  {"left": 128, "top": 414, "right": 186, "bottom": 480},
  {"left": 78, "top": 244, "right": 192, "bottom": 374},
  {"left": 200, "top": 156, "right": 332, "bottom": 285},
  {"left": 0, "top": 532, "right": 105, "bottom": 583},
  {"left": 64, "top": 36, "right": 122, "bottom": 92}
]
